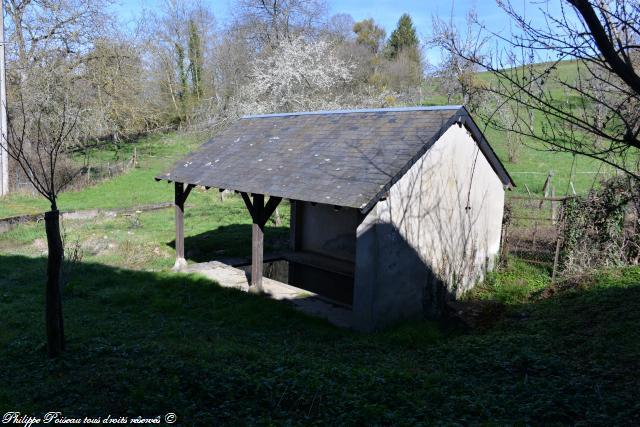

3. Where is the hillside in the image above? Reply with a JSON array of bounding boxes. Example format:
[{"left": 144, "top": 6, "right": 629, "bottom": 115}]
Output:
[
  {"left": 425, "top": 60, "right": 612, "bottom": 196},
  {"left": 1, "top": 224, "right": 639, "bottom": 424},
  {"left": 0, "top": 131, "right": 638, "bottom": 424}
]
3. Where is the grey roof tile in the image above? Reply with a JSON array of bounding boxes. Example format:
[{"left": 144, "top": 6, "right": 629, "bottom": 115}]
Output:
[{"left": 158, "top": 106, "right": 513, "bottom": 211}]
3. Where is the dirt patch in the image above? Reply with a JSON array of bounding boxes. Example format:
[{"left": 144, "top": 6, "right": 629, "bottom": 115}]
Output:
[
  {"left": 537, "top": 274, "right": 597, "bottom": 299},
  {"left": 32, "top": 238, "right": 48, "bottom": 254},
  {"left": 83, "top": 237, "right": 115, "bottom": 256},
  {"left": 445, "top": 299, "right": 507, "bottom": 330}
]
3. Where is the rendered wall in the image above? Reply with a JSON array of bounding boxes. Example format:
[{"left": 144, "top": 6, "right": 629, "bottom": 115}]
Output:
[
  {"left": 292, "top": 201, "right": 359, "bottom": 263},
  {"left": 353, "top": 124, "right": 506, "bottom": 331}
]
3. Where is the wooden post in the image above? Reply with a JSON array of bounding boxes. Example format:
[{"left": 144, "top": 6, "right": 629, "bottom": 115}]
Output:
[
  {"left": 173, "top": 182, "right": 193, "bottom": 271},
  {"left": 551, "top": 201, "right": 565, "bottom": 283},
  {"left": 570, "top": 181, "right": 577, "bottom": 196},
  {"left": 551, "top": 187, "right": 557, "bottom": 224},
  {"left": 251, "top": 194, "right": 264, "bottom": 293},
  {"left": 241, "top": 192, "right": 282, "bottom": 294},
  {"left": 499, "top": 206, "right": 510, "bottom": 268},
  {"left": 539, "top": 171, "right": 554, "bottom": 208},
  {"left": 289, "top": 200, "right": 299, "bottom": 251},
  {"left": 174, "top": 182, "right": 186, "bottom": 271}
]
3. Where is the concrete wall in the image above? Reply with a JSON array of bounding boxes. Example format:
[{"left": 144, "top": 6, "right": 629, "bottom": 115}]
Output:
[
  {"left": 353, "top": 124, "right": 506, "bottom": 331},
  {"left": 292, "top": 201, "right": 359, "bottom": 263}
]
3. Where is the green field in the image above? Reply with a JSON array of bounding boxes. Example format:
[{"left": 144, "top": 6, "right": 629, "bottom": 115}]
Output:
[
  {"left": 424, "top": 60, "right": 616, "bottom": 195},
  {"left": 0, "top": 67, "right": 638, "bottom": 423},
  {"left": 1, "top": 244, "right": 639, "bottom": 423},
  {"left": 0, "top": 191, "right": 290, "bottom": 271},
  {"left": 1, "top": 127, "right": 639, "bottom": 423},
  {"left": 0, "top": 133, "right": 203, "bottom": 218}
]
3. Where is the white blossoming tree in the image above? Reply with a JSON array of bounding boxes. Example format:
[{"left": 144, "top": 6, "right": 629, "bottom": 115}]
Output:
[{"left": 240, "top": 37, "right": 355, "bottom": 114}]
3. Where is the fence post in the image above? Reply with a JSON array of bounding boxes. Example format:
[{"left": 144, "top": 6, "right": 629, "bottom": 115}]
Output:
[
  {"left": 499, "top": 203, "right": 510, "bottom": 268},
  {"left": 524, "top": 183, "right": 533, "bottom": 207},
  {"left": 539, "top": 171, "right": 554, "bottom": 208},
  {"left": 551, "top": 200, "right": 565, "bottom": 283},
  {"left": 551, "top": 187, "right": 557, "bottom": 224}
]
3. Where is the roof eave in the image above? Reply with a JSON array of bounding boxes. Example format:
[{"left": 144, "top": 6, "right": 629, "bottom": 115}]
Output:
[
  {"left": 457, "top": 106, "right": 516, "bottom": 189},
  {"left": 359, "top": 106, "right": 516, "bottom": 215},
  {"left": 359, "top": 108, "right": 465, "bottom": 215}
]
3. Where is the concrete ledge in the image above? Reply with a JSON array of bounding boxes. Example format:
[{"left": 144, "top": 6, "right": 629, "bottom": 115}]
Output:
[{"left": 184, "top": 261, "right": 353, "bottom": 329}]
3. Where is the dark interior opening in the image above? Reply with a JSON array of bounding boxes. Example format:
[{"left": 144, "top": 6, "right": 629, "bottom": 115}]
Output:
[{"left": 238, "top": 257, "right": 355, "bottom": 306}]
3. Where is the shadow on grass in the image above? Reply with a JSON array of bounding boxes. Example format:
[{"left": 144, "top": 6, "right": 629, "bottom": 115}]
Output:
[
  {"left": 166, "top": 223, "right": 290, "bottom": 262},
  {"left": 0, "top": 254, "right": 639, "bottom": 424}
]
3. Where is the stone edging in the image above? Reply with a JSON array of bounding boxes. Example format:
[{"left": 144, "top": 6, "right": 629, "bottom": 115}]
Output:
[{"left": 0, "top": 202, "right": 173, "bottom": 233}]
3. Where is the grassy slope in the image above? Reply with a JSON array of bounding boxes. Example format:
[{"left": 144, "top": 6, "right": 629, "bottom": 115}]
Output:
[
  {"left": 0, "top": 133, "right": 203, "bottom": 218},
  {"left": 0, "top": 132, "right": 291, "bottom": 270},
  {"left": 426, "top": 60, "right": 615, "bottom": 195},
  {"left": 0, "top": 255, "right": 638, "bottom": 423},
  {"left": 0, "top": 193, "right": 290, "bottom": 271},
  {"left": 1, "top": 127, "right": 639, "bottom": 422}
]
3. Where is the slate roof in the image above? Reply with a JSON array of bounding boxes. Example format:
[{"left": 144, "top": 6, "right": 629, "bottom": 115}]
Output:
[{"left": 157, "top": 106, "right": 514, "bottom": 212}]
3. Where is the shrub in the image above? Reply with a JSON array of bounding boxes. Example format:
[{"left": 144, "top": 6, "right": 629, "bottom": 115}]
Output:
[{"left": 560, "top": 176, "right": 640, "bottom": 273}]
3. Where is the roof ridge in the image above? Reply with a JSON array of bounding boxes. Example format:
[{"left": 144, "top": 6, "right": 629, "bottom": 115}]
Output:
[{"left": 242, "top": 105, "right": 464, "bottom": 119}]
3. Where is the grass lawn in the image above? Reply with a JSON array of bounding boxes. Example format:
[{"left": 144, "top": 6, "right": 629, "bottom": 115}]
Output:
[
  {"left": 1, "top": 253, "right": 639, "bottom": 423},
  {"left": 1, "top": 128, "right": 639, "bottom": 423},
  {"left": 0, "top": 133, "right": 204, "bottom": 218},
  {"left": 0, "top": 191, "right": 290, "bottom": 271},
  {"left": 424, "top": 60, "right": 618, "bottom": 196},
  {"left": 0, "top": 82, "right": 619, "bottom": 221}
]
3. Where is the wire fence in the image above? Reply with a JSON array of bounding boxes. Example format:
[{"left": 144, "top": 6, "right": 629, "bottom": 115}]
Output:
[
  {"left": 502, "top": 193, "right": 572, "bottom": 280},
  {"left": 12, "top": 149, "right": 140, "bottom": 194}
]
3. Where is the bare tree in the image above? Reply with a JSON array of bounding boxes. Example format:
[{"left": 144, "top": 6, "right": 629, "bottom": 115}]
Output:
[
  {"left": 1, "top": 82, "right": 82, "bottom": 357},
  {"left": 83, "top": 38, "right": 150, "bottom": 140},
  {"left": 431, "top": 8, "right": 487, "bottom": 107},
  {"left": 140, "top": 0, "right": 217, "bottom": 127},
  {"left": 233, "top": 0, "right": 328, "bottom": 48},
  {"left": 324, "top": 13, "right": 355, "bottom": 42},
  {"left": 4, "top": 0, "right": 114, "bottom": 78},
  {"left": 3, "top": 0, "right": 120, "bottom": 150},
  {"left": 480, "top": 92, "right": 528, "bottom": 163},
  {"left": 437, "top": 0, "right": 640, "bottom": 179}
]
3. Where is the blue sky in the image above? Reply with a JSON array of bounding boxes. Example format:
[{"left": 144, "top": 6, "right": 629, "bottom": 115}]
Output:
[{"left": 113, "top": 0, "right": 558, "bottom": 65}]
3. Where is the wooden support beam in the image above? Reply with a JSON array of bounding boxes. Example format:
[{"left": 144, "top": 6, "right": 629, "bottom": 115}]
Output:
[
  {"left": 239, "top": 192, "right": 282, "bottom": 293},
  {"left": 290, "top": 200, "right": 299, "bottom": 251},
  {"left": 240, "top": 192, "right": 255, "bottom": 219},
  {"left": 262, "top": 196, "right": 282, "bottom": 225},
  {"left": 251, "top": 193, "right": 264, "bottom": 293},
  {"left": 172, "top": 182, "right": 194, "bottom": 271}
]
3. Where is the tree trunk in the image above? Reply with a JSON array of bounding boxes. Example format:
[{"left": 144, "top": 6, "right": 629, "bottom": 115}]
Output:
[{"left": 44, "top": 210, "right": 65, "bottom": 357}]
